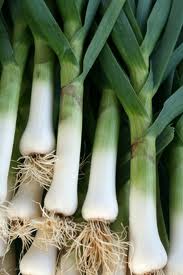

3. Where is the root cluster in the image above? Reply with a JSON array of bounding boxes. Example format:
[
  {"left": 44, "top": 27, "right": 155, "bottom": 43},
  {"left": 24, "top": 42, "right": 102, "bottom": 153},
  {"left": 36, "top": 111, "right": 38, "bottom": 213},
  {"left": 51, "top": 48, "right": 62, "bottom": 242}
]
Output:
[
  {"left": 67, "top": 220, "right": 128, "bottom": 275},
  {"left": 13, "top": 152, "right": 56, "bottom": 190},
  {"left": 32, "top": 208, "right": 83, "bottom": 249},
  {"left": 8, "top": 218, "right": 36, "bottom": 252}
]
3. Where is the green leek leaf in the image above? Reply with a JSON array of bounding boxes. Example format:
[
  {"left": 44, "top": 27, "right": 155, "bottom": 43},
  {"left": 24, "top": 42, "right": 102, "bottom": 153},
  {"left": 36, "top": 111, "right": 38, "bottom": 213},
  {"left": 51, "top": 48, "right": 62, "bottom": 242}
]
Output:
[
  {"left": 162, "top": 71, "right": 175, "bottom": 101},
  {"left": 129, "top": 0, "right": 135, "bottom": 14},
  {"left": 82, "top": 0, "right": 100, "bottom": 38},
  {"left": 163, "top": 43, "right": 183, "bottom": 81},
  {"left": 75, "top": 0, "right": 85, "bottom": 13},
  {"left": 156, "top": 126, "right": 175, "bottom": 155},
  {"left": 80, "top": 0, "right": 126, "bottom": 81},
  {"left": 56, "top": 0, "right": 82, "bottom": 39},
  {"left": 71, "top": 0, "right": 100, "bottom": 46},
  {"left": 123, "top": 0, "right": 143, "bottom": 43},
  {"left": 0, "top": 14, "right": 14, "bottom": 65},
  {"left": 176, "top": 115, "right": 183, "bottom": 144},
  {"left": 8, "top": 0, "right": 25, "bottom": 25},
  {"left": 148, "top": 86, "right": 183, "bottom": 137},
  {"left": 57, "top": 0, "right": 81, "bottom": 24},
  {"left": 111, "top": 8, "right": 147, "bottom": 74},
  {"left": 0, "top": 0, "right": 3, "bottom": 9},
  {"left": 99, "top": 44, "right": 148, "bottom": 117},
  {"left": 141, "top": 0, "right": 171, "bottom": 62},
  {"left": 152, "top": 0, "right": 183, "bottom": 92},
  {"left": 139, "top": 65, "right": 154, "bottom": 97},
  {"left": 101, "top": 0, "right": 146, "bottom": 81},
  {"left": 136, "top": 0, "right": 153, "bottom": 33},
  {"left": 22, "top": 0, "right": 76, "bottom": 64}
]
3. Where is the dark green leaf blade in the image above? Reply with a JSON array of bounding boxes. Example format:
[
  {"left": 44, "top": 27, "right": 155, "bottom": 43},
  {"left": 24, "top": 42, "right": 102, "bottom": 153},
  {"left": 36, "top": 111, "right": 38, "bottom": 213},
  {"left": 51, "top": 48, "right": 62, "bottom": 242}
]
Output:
[
  {"left": 57, "top": 0, "right": 81, "bottom": 24},
  {"left": 129, "top": 0, "right": 135, "bottom": 14},
  {"left": 56, "top": 0, "right": 82, "bottom": 38},
  {"left": 22, "top": 0, "right": 74, "bottom": 61},
  {"left": 156, "top": 126, "right": 175, "bottom": 155},
  {"left": 71, "top": 0, "right": 100, "bottom": 46},
  {"left": 99, "top": 44, "right": 148, "bottom": 117},
  {"left": 123, "top": 0, "right": 143, "bottom": 43},
  {"left": 141, "top": 0, "right": 171, "bottom": 61},
  {"left": 148, "top": 86, "right": 183, "bottom": 137},
  {"left": 82, "top": 0, "right": 100, "bottom": 37},
  {"left": 136, "top": 0, "right": 153, "bottom": 33},
  {"left": 152, "top": 0, "right": 183, "bottom": 92},
  {"left": 102, "top": 0, "right": 147, "bottom": 88},
  {"left": 111, "top": 8, "right": 147, "bottom": 75},
  {"left": 0, "top": 0, "right": 3, "bottom": 9},
  {"left": 176, "top": 114, "right": 183, "bottom": 144},
  {"left": 0, "top": 14, "right": 14, "bottom": 64},
  {"left": 80, "top": 0, "right": 126, "bottom": 80},
  {"left": 163, "top": 43, "right": 183, "bottom": 81},
  {"left": 8, "top": 0, "right": 25, "bottom": 25},
  {"left": 75, "top": 0, "right": 85, "bottom": 13}
]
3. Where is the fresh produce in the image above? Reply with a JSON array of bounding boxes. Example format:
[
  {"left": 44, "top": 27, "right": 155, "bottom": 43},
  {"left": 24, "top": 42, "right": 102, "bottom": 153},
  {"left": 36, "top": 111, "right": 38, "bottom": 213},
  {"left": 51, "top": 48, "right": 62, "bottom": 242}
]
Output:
[
  {"left": 165, "top": 65, "right": 183, "bottom": 275},
  {"left": 165, "top": 116, "right": 183, "bottom": 275},
  {"left": 99, "top": 0, "right": 183, "bottom": 273},
  {"left": 20, "top": 0, "right": 126, "bottom": 264},
  {"left": 8, "top": 36, "right": 55, "bottom": 251},
  {"left": 1, "top": 1, "right": 183, "bottom": 275},
  {"left": 69, "top": 76, "right": 127, "bottom": 274},
  {"left": 0, "top": 0, "right": 30, "bottom": 204}
]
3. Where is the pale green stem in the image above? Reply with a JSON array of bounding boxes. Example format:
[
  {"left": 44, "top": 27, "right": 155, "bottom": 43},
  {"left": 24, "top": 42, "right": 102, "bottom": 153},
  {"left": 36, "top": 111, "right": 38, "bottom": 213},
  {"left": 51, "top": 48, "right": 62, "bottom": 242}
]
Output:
[
  {"left": 93, "top": 88, "right": 120, "bottom": 152},
  {"left": 169, "top": 139, "right": 183, "bottom": 214}
]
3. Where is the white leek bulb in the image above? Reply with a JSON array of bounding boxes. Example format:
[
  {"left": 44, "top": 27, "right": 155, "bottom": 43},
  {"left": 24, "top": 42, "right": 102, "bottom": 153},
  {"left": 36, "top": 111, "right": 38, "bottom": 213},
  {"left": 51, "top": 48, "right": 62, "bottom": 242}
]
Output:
[
  {"left": 8, "top": 180, "right": 43, "bottom": 219},
  {"left": 56, "top": 251, "right": 79, "bottom": 275},
  {"left": 20, "top": 229, "right": 57, "bottom": 275},
  {"left": 19, "top": 75, "right": 55, "bottom": 155},
  {"left": 82, "top": 150, "right": 118, "bottom": 222},
  {"left": 0, "top": 116, "right": 17, "bottom": 203},
  {"left": 82, "top": 88, "right": 119, "bottom": 222},
  {"left": 129, "top": 186, "right": 167, "bottom": 274},
  {"left": 44, "top": 82, "right": 83, "bottom": 216}
]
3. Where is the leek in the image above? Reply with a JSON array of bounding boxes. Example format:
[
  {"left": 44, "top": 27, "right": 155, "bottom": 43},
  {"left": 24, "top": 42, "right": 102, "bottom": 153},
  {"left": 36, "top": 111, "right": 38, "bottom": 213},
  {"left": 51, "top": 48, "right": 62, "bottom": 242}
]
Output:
[
  {"left": 0, "top": 3, "right": 30, "bottom": 204},
  {"left": 22, "top": 0, "right": 126, "bottom": 250},
  {"left": 69, "top": 78, "right": 122, "bottom": 274},
  {"left": 165, "top": 80, "right": 183, "bottom": 275},
  {"left": 8, "top": 37, "right": 55, "bottom": 250},
  {"left": 100, "top": 1, "right": 183, "bottom": 273}
]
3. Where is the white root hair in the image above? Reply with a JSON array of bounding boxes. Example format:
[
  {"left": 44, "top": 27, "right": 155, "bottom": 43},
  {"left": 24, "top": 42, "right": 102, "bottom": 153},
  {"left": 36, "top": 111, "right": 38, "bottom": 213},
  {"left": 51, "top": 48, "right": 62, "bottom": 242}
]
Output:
[
  {"left": 8, "top": 218, "right": 36, "bottom": 253},
  {"left": 13, "top": 152, "right": 56, "bottom": 191},
  {"left": 32, "top": 207, "right": 83, "bottom": 250},
  {"left": 0, "top": 268, "right": 9, "bottom": 275},
  {"left": 66, "top": 220, "right": 129, "bottom": 275}
]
